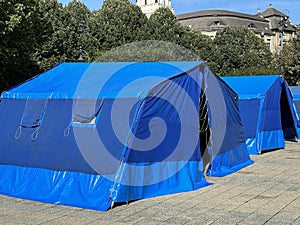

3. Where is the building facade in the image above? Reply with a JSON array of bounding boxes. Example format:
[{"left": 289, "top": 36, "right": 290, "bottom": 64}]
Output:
[
  {"left": 259, "top": 5, "right": 296, "bottom": 54},
  {"left": 136, "top": 1, "right": 296, "bottom": 54},
  {"left": 136, "top": 0, "right": 173, "bottom": 17},
  {"left": 176, "top": 4, "right": 296, "bottom": 54}
]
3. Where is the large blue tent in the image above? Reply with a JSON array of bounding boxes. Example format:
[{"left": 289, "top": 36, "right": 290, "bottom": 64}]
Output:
[
  {"left": 222, "top": 75, "right": 299, "bottom": 155},
  {"left": 289, "top": 86, "right": 300, "bottom": 139},
  {"left": 0, "top": 62, "right": 252, "bottom": 211}
]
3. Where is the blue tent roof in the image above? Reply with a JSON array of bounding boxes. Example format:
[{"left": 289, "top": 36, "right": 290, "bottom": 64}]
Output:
[
  {"left": 2, "top": 62, "right": 202, "bottom": 99},
  {"left": 222, "top": 75, "right": 281, "bottom": 98}
]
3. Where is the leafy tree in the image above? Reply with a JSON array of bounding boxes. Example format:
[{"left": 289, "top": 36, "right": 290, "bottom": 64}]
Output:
[
  {"left": 144, "top": 8, "right": 214, "bottom": 63},
  {"left": 92, "top": 0, "right": 147, "bottom": 57},
  {"left": 279, "top": 38, "right": 300, "bottom": 85},
  {"left": 147, "top": 7, "right": 181, "bottom": 42},
  {"left": 60, "top": 0, "right": 91, "bottom": 61},
  {"left": 212, "top": 27, "right": 274, "bottom": 76},
  {"left": 97, "top": 6, "right": 214, "bottom": 63},
  {"left": 98, "top": 40, "right": 200, "bottom": 62},
  {"left": 83, "top": 9, "right": 103, "bottom": 60},
  {"left": 33, "top": 0, "right": 65, "bottom": 70},
  {"left": 0, "top": 0, "right": 41, "bottom": 91},
  {"left": 178, "top": 27, "right": 215, "bottom": 66}
]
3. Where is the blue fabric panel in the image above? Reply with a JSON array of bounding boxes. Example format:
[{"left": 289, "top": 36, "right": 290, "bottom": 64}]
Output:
[
  {"left": 0, "top": 162, "right": 210, "bottom": 211},
  {"left": 0, "top": 165, "right": 113, "bottom": 211},
  {"left": 238, "top": 99, "right": 260, "bottom": 139},
  {"left": 294, "top": 100, "right": 300, "bottom": 117},
  {"left": 1, "top": 62, "right": 203, "bottom": 99},
  {"left": 290, "top": 86, "right": 300, "bottom": 100},
  {"left": 0, "top": 98, "right": 130, "bottom": 175},
  {"left": 257, "top": 130, "right": 285, "bottom": 153},
  {"left": 127, "top": 96, "right": 186, "bottom": 162},
  {"left": 290, "top": 86, "right": 300, "bottom": 139},
  {"left": 114, "top": 161, "right": 211, "bottom": 203},
  {"left": 292, "top": 101, "right": 300, "bottom": 140},
  {"left": 245, "top": 138, "right": 258, "bottom": 155},
  {"left": 208, "top": 143, "right": 254, "bottom": 177},
  {"left": 280, "top": 82, "right": 299, "bottom": 140},
  {"left": 205, "top": 68, "right": 252, "bottom": 175},
  {"left": 293, "top": 100, "right": 300, "bottom": 139},
  {"left": 207, "top": 73, "right": 247, "bottom": 156},
  {"left": 127, "top": 72, "right": 201, "bottom": 163},
  {"left": 259, "top": 78, "right": 282, "bottom": 132}
]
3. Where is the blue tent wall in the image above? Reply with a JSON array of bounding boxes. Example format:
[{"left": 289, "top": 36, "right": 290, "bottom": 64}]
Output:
[
  {"left": 280, "top": 83, "right": 300, "bottom": 139},
  {"left": 290, "top": 86, "right": 300, "bottom": 139},
  {"left": 0, "top": 62, "right": 252, "bottom": 211},
  {"left": 206, "top": 73, "right": 253, "bottom": 177},
  {"left": 222, "top": 75, "right": 298, "bottom": 155}
]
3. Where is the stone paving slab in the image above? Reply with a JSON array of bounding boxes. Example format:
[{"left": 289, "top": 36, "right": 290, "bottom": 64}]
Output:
[{"left": 0, "top": 141, "right": 299, "bottom": 225}]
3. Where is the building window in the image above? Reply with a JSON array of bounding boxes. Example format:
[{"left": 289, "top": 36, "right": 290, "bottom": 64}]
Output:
[
  {"left": 248, "top": 23, "right": 257, "bottom": 29},
  {"left": 267, "top": 39, "right": 271, "bottom": 49},
  {"left": 209, "top": 21, "right": 225, "bottom": 26}
]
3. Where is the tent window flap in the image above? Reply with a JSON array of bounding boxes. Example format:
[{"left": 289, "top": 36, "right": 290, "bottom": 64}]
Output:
[
  {"left": 20, "top": 98, "right": 49, "bottom": 128},
  {"left": 72, "top": 99, "right": 104, "bottom": 125}
]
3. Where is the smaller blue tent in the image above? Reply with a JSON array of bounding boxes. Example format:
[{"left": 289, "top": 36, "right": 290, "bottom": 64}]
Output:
[
  {"left": 0, "top": 62, "right": 252, "bottom": 211},
  {"left": 222, "top": 75, "right": 299, "bottom": 155},
  {"left": 290, "top": 86, "right": 300, "bottom": 139}
]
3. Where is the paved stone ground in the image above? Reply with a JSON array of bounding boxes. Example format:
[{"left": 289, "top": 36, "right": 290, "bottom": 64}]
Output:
[{"left": 0, "top": 141, "right": 299, "bottom": 225}]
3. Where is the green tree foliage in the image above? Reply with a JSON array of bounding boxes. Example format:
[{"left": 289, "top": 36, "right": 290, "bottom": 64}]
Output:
[
  {"left": 146, "top": 8, "right": 213, "bottom": 62},
  {"left": 92, "top": 0, "right": 147, "bottom": 56},
  {"left": 0, "top": 0, "right": 41, "bottom": 91},
  {"left": 98, "top": 40, "right": 200, "bottom": 62},
  {"left": 279, "top": 38, "right": 300, "bottom": 85},
  {"left": 33, "top": 0, "right": 65, "bottom": 70},
  {"left": 60, "top": 0, "right": 91, "bottom": 61},
  {"left": 178, "top": 27, "right": 215, "bottom": 65},
  {"left": 212, "top": 27, "right": 274, "bottom": 76},
  {"left": 98, "top": 7, "right": 214, "bottom": 63},
  {"left": 34, "top": 0, "right": 92, "bottom": 67},
  {"left": 147, "top": 8, "right": 181, "bottom": 42},
  {"left": 83, "top": 9, "right": 102, "bottom": 60}
]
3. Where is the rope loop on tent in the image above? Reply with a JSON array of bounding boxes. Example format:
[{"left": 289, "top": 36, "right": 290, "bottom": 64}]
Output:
[
  {"left": 207, "top": 129, "right": 213, "bottom": 176},
  {"left": 199, "top": 95, "right": 209, "bottom": 132},
  {"left": 199, "top": 98, "right": 208, "bottom": 117},
  {"left": 15, "top": 126, "right": 22, "bottom": 139},
  {"left": 109, "top": 157, "right": 126, "bottom": 208},
  {"left": 64, "top": 126, "right": 71, "bottom": 137},
  {"left": 199, "top": 113, "right": 209, "bottom": 132},
  {"left": 109, "top": 188, "right": 118, "bottom": 209},
  {"left": 31, "top": 126, "right": 40, "bottom": 141},
  {"left": 199, "top": 80, "right": 209, "bottom": 133}
]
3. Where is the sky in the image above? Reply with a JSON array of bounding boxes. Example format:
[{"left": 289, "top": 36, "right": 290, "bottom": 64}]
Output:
[{"left": 59, "top": 0, "right": 300, "bottom": 25}]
